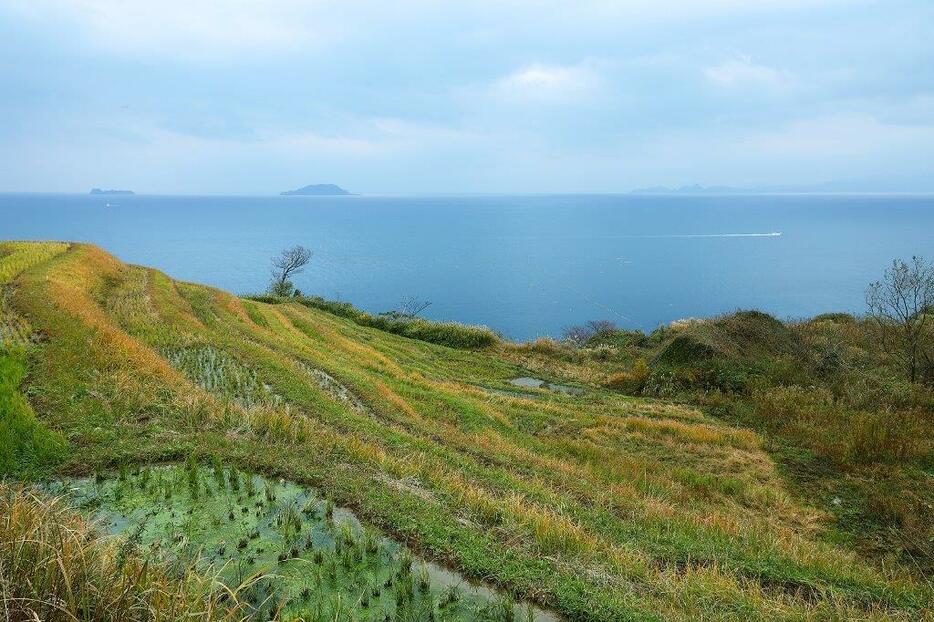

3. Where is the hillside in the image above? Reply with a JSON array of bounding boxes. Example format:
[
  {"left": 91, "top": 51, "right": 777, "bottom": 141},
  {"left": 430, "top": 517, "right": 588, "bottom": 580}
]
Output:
[
  {"left": 280, "top": 184, "right": 352, "bottom": 196},
  {"left": 90, "top": 188, "right": 135, "bottom": 195},
  {"left": 1, "top": 242, "right": 932, "bottom": 620}
]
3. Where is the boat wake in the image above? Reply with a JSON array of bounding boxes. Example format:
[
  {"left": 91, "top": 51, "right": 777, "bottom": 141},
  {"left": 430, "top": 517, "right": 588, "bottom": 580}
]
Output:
[{"left": 623, "top": 232, "right": 782, "bottom": 239}]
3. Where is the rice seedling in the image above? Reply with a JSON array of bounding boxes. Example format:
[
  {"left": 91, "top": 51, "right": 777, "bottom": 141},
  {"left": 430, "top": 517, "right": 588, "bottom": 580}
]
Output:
[
  {"left": 41, "top": 465, "right": 549, "bottom": 622},
  {"left": 163, "top": 344, "right": 275, "bottom": 408}
]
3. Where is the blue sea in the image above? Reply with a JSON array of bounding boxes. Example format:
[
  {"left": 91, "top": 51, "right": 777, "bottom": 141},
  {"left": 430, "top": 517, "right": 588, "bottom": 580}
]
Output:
[{"left": 3, "top": 193, "right": 932, "bottom": 341}]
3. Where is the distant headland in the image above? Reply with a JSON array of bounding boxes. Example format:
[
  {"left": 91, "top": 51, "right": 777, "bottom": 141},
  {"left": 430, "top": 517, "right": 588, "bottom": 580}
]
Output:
[
  {"left": 280, "top": 184, "right": 352, "bottom": 196},
  {"left": 90, "top": 188, "right": 135, "bottom": 195}
]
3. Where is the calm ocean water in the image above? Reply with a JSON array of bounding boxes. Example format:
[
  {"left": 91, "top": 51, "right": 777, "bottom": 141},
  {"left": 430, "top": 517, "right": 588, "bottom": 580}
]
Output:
[{"left": 3, "top": 193, "right": 932, "bottom": 340}]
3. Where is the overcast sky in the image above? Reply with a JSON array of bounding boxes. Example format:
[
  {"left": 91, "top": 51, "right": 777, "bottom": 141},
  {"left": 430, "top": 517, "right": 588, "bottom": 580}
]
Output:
[{"left": 1, "top": 1, "right": 932, "bottom": 194}]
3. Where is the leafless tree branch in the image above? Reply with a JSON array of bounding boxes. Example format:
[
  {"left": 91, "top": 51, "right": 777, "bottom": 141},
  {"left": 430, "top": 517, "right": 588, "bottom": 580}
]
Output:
[{"left": 865, "top": 256, "right": 934, "bottom": 383}]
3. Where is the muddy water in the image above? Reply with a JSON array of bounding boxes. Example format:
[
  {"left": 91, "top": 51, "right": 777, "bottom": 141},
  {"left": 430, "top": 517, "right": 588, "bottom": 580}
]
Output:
[
  {"left": 508, "top": 377, "right": 584, "bottom": 396},
  {"left": 46, "top": 464, "right": 558, "bottom": 622}
]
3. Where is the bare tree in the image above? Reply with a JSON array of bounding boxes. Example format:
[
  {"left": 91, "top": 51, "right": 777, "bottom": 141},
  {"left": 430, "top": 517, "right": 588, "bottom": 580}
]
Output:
[
  {"left": 398, "top": 295, "right": 432, "bottom": 318},
  {"left": 269, "top": 245, "right": 312, "bottom": 297},
  {"left": 866, "top": 256, "right": 934, "bottom": 383},
  {"left": 562, "top": 320, "right": 618, "bottom": 347}
]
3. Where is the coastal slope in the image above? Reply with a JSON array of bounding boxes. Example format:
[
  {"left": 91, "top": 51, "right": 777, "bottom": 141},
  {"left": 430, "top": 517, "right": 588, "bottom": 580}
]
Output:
[{"left": 0, "top": 241, "right": 931, "bottom": 620}]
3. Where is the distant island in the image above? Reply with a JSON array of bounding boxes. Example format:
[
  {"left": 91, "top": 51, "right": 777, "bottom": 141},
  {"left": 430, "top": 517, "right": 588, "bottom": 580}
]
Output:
[
  {"left": 631, "top": 184, "right": 740, "bottom": 195},
  {"left": 631, "top": 176, "right": 934, "bottom": 194},
  {"left": 280, "top": 184, "right": 352, "bottom": 196},
  {"left": 90, "top": 188, "right": 135, "bottom": 195}
]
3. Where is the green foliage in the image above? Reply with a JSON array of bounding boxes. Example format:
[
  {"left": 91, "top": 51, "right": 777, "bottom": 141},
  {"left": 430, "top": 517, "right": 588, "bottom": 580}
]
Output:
[
  {"left": 269, "top": 279, "right": 295, "bottom": 297},
  {"left": 653, "top": 310, "right": 801, "bottom": 368},
  {"left": 586, "top": 328, "right": 648, "bottom": 349},
  {"left": 268, "top": 294, "right": 501, "bottom": 349},
  {"left": 0, "top": 348, "right": 66, "bottom": 476},
  {"left": 810, "top": 312, "right": 857, "bottom": 324},
  {"left": 750, "top": 385, "right": 931, "bottom": 465},
  {"left": 654, "top": 333, "right": 723, "bottom": 366},
  {"left": 605, "top": 358, "right": 649, "bottom": 393}
]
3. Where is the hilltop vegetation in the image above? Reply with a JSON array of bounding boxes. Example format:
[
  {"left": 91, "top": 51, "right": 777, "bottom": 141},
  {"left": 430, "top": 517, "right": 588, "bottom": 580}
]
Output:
[
  {"left": 506, "top": 308, "right": 934, "bottom": 576},
  {"left": 1, "top": 241, "right": 932, "bottom": 620}
]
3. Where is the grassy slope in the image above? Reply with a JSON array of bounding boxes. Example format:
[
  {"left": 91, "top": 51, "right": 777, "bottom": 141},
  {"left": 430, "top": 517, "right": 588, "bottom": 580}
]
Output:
[
  {"left": 2, "top": 242, "right": 932, "bottom": 620},
  {"left": 546, "top": 311, "right": 934, "bottom": 576}
]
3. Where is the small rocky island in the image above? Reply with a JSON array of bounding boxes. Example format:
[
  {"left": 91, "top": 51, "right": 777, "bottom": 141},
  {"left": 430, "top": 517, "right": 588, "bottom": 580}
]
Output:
[
  {"left": 90, "top": 188, "right": 135, "bottom": 195},
  {"left": 280, "top": 184, "right": 352, "bottom": 196}
]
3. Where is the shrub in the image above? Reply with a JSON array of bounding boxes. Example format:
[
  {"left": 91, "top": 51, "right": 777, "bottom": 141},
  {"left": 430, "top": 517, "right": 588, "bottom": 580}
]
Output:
[
  {"left": 654, "top": 334, "right": 722, "bottom": 366},
  {"left": 268, "top": 279, "right": 295, "bottom": 297},
  {"left": 605, "top": 359, "right": 649, "bottom": 394},
  {"left": 526, "top": 337, "right": 563, "bottom": 356},
  {"left": 641, "top": 368, "right": 678, "bottom": 398},
  {"left": 750, "top": 386, "right": 932, "bottom": 465},
  {"left": 811, "top": 312, "right": 856, "bottom": 324},
  {"left": 561, "top": 320, "right": 617, "bottom": 347},
  {"left": 286, "top": 295, "right": 499, "bottom": 349},
  {"left": 586, "top": 329, "right": 648, "bottom": 349},
  {"left": 587, "top": 344, "right": 617, "bottom": 361}
]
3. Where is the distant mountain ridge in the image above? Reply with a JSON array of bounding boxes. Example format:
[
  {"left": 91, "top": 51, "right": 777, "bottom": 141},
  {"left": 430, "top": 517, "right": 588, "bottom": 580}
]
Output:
[
  {"left": 631, "top": 176, "right": 934, "bottom": 194},
  {"left": 90, "top": 188, "right": 134, "bottom": 195},
  {"left": 281, "top": 184, "right": 352, "bottom": 196}
]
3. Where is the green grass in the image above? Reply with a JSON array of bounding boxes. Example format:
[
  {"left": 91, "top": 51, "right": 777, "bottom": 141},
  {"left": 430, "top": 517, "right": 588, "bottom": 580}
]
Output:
[
  {"left": 0, "top": 347, "right": 67, "bottom": 477},
  {"left": 250, "top": 294, "right": 501, "bottom": 349},
  {"left": 1, "top": 242, "right": 932, "bottom": 621},
  {"left": 578, "top": 309, "right": 934, "bottom": 576},
  {"left": 0, "top": 240, "right": 68, "bottom": 284}
]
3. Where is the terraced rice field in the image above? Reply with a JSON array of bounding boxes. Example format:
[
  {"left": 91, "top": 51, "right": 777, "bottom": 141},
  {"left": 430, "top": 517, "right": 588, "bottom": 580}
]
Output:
[{"left": 2, "top": 242, "right": 932, "bottom": 620}]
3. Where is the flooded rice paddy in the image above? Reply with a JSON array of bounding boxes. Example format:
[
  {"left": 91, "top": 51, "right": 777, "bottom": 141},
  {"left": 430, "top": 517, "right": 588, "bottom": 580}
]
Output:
[
  {"left": 507, "top": 377, "right": 584, "bottom": 396},
  {"left": 45, "top": 463, "right": 558, "bottom": 622}
]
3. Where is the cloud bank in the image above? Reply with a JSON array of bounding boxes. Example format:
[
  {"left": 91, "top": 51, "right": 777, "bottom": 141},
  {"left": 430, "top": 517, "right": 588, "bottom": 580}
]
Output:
[{"left": 0, "top": 0, "right": 932, "bottom": 193}]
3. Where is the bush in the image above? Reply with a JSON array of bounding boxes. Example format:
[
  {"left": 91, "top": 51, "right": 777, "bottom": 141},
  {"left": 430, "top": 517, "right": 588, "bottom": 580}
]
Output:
[
  {"left": 654, "top": 334, "right": 722, "bottom": 366},
  {"left": 811, "top": 312, "right": 856, "bottom": 324},
  {"left": 388, "top": 317, "right": 500, "bottom": 349},
  {"left": 285, "top": 295, "right": 500, "bottom": 349},
  {"left": 587, "top": 344, "right": 617, "bottom": 361},
  {"left": 268, "top": 279, "right": 295, "bottom": 297},
  {"left": 642, "top": 368, "right": 678, "bottom": 398},
  {"left": 562, "top": 320, "right": 618, "bottom": 347},
  {"left": 586, "top": 329, "right": 648, "bottom": 349},
  {"left": 751, "top": 385, "right": 932, "bottom": 465},
  {"left": 527, "top": 337, "right": 562, "bottom": 356},
  {"left": 605, "top": 359, "right": 649, "bottom": 394}
]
